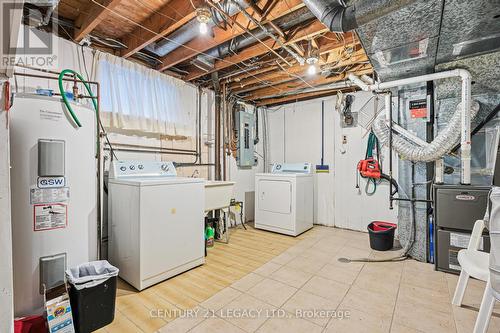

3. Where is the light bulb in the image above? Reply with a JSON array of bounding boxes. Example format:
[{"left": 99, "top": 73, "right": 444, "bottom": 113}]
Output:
[
  {"left": 307, "top": 64, "right": 316, "bottom": 75},
  {"left": 199, "top": 22, "right": 208, "bottom": 34}
]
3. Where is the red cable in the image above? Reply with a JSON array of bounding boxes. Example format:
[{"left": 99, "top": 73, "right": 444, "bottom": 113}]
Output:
[{"left": 4, "top": 81, "right": 10, "bottom": 111}]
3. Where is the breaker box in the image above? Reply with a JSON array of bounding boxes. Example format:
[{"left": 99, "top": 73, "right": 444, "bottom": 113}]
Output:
[{"left": 235, "top": 111, "right": 255, "bottom": 168}]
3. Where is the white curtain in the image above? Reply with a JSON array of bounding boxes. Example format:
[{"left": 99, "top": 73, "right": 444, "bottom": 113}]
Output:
[{"left": 96, "top": 52, "right": 196, "bottom": 137}]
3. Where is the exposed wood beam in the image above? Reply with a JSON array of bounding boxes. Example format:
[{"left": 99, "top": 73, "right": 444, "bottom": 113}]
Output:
[
  {"left": 230, "top": 45, "right": 367, "bottom": 92},
  {"left": 256, "top": 88, "right": 357, "bottom": 107},
  {"left": 121, "top": 0, "right": 203, "bottom": 58},
  {"left": 243, "top": 65, "right": 372, "bottom": 100},
  {"left": 157, "top": 0, "right": 305, "bottom": 72},
  {"left": 74, "top": 0, "right": 122, "bottom": 42},
  {"left": 184, "top": 20, "right": 329, "bottom": 81}
]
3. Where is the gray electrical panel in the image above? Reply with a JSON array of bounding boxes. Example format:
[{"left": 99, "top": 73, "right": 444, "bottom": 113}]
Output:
[
  {"left": 235, "top": 111, "right": 255, "bottom": 168},
  {"left": 38, "top": 139, "right": 65, "bottom": 176}
]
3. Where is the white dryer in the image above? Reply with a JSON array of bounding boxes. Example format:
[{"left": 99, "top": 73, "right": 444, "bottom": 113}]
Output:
[
  {"left": 255, "top": 163, "right": 314, "bottom": 236},
  {"left": 108, "top": 160, "right": 205, "bottom": 290}
]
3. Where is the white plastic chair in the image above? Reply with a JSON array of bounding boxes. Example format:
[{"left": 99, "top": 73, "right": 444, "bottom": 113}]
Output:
[
  {"left": 452, "top": 220, "right": 490, "bottom": 306},
  {"left": 473, "top": 280, "right": 500, "bottom": 333}
]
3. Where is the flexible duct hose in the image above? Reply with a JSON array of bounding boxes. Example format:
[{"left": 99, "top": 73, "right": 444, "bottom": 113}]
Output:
[{"left": 372, "top": 101, "right": 480, "bottom": 162}]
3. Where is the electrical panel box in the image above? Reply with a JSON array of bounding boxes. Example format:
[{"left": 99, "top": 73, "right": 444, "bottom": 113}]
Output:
[{"left": 235, "top": 111, "right": 255, "bottom": 168}]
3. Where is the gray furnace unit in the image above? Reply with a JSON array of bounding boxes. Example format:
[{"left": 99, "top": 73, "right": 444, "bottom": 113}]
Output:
[{"left": 434, "top": 184, "right": 491, "bottom": 274}]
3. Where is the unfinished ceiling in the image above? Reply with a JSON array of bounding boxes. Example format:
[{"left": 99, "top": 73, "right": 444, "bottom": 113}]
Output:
[
  {"left": 26, "top": 0, "right": 500, "bottom": 107},
  {"left": 26, "top": 0, "right": 371, "bottom": 106}
]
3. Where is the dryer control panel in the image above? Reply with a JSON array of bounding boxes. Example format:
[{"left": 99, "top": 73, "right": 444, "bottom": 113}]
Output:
[
  {"left": 109, "top": 160, "right": 177, "bottom": 179},
  {"left": 271, "top": 163, "right": 312, "bottom": 174}
]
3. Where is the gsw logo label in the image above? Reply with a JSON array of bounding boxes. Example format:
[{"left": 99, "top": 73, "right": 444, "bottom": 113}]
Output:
[{"left": 38, "top": 177, "right": 65, "bottom": 188}]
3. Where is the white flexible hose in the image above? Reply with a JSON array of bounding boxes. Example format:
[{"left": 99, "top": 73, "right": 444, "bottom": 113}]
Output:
[{"left": 372, "top": 101, "right": 480, "bottom": 162}]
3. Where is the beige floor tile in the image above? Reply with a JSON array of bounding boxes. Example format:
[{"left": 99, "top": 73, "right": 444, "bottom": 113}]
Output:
[
  {"left": 398, "top": 283, "right": 452, "bottom": 314},
  {"left": 285, "top": 254, "right": 328, "bottom": 274},
  {"left": 247, "top": 278, "right": 298, "bottom": 307},
  {"left": 301, "top": 275, "right": 350, "bottom": 303},
  {"left": 340, "top": 286, "right": 396, "bottom": 318},
  {"left": 190, "top": 317, "right": 246, "bottom": 333},
  {"left": 282, "top": 290, "right": 340, "bottom": 326},
  {"left": 254, "top": 261, "right": 282, "bottom": 277},
  {"left": 300, "top": 248, "right": 335, "bottom": 262},
  {"left": 392, "top": 299, "right": 456, "bottom": 333},
  {"left": 401, "top": 267, "right": 448, "bottom": 293},
  {"left": 157, "top": 307, "right": 207, "bottom": 333},
  {"left": 270, "top": 265, "right": 313, "bottom": 288},
  {"left": 316, "top": 262, "right": 362, "bottom": 285},
  {"left": 325, "top": 307, "right": 391, "bottom": 333},
  {"left": 256, "top": 316, "right": 323, "bottom": 333},
  {"left": 231, "top": 272, "right": 265, "bottom": 292},
  {"left": 452, "top": 304, "right": 500, "bottom": 333},
  {"left": 352, "top": 265, "right": 401, "bottom": 298},
  {"left": 218, "top": 293, "right": 276, "bottom": 332},
  {"left": 270, "top": 250, "right": 297, "bottom": 265},
  {"left": 390, "top": 323, "right": 426, "bottom": 333},
  {"left": 199, "top": 287, "right": 242, "bottom": 311}
]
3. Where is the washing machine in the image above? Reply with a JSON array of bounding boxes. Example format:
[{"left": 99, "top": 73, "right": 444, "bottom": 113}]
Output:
[
  {"left": 255, "top": 163, "right": 314, "bottom": 236},
  {"left": 108, "top": 160, "right": 205, "bottom": 290}
]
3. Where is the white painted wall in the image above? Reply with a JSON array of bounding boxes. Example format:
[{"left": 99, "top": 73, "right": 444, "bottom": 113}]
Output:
[
  {"left": 227, "top": 107, "right": 265, "bottom": 223},
  {"left": 1, "top": 83, "right": 14, "bottom": 332},
  {"left": 267, "top": 93, "right": 399, "bottom": 232}
]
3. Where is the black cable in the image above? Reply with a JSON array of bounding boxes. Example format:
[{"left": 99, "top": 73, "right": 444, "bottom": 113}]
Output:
[{"left": 81, "top": 44, "right": 118, "bottom": 160}]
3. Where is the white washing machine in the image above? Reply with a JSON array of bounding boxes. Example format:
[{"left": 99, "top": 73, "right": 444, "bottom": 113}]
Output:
[
  {"left": 255, "top": 163, "right": 314, "bottom": 236},
  {"left": 108, "top": 160, "right": 205, "bottom": 290}
]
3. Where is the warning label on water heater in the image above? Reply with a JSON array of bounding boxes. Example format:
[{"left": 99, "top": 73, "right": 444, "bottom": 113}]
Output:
[
  {"left": 30, "top": 187, "right": 70, "bottom": 204},
  {"left": 34, "top": 204, "right": 67, "bottom": 231}
]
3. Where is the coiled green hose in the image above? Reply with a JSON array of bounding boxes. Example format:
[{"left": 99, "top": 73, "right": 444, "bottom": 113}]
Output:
[{"left": 58, "top": 69, "right": 99, "bottom": 150}]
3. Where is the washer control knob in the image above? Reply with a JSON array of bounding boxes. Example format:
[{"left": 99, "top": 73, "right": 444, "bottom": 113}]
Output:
[
  {"left": 120, "top": 166, "right": 126, "bottom": 171},
  {"left": 161, "top": 164, "right": 169, "bottom": 172},
  {"left": 130, "top": 165, "right": 135, "bottom": 170},
  {"left": 138, "top": 164, "right": 144, "bottom": 170}
]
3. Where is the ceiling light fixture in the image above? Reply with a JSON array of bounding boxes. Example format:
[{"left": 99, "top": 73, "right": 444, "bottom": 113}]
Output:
[
  {"left": 305, "top": 39, "right": 319, "bottom": 75},
  {"left": 196, "top": 7, "right": 212, "bottom": 35}
]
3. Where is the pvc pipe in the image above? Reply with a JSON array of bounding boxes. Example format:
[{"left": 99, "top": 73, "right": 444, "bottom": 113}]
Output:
[
  {"left": 435, "top": 159, "right": 444, "bottom": 184},
  {"left": 350, "top": 69, "right": 473, "bottom": 184}
]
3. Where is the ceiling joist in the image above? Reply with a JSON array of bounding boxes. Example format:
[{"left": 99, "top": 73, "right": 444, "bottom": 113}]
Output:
[
  {"left": 184, "top": 20, "right": 330, "bottom": 81},
  {"left": 74, "top": 0, "right": 122, "bottom": 42},
  {"left": 156, "top": 0, "right": 305, "bottom": 72},
  {"left": 120, "top": 0, "right": 204, "bottom": 58}
]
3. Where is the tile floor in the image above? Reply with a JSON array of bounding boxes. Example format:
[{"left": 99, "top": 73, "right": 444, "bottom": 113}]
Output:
[{"left": 157, "top": 226, "right": 500, "bottom": 333}]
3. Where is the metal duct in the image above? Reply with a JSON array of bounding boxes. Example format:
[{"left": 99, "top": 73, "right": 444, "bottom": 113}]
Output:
[
  {"left": 302, "top": 0, "right": 419, "bottom": 32},
  {"left": 193, "top": 7, "right": 315, "bottom": 68},
  {"left": 152, "top": 0, "right": 249, "bottom": 57}
]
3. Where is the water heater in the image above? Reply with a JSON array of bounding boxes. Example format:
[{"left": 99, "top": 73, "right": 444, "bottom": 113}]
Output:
[{"left": 9, "top": 94, "right": 98, "bottom": 315}]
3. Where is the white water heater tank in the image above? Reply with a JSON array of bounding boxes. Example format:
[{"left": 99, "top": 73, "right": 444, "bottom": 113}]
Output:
[{"left": 9, "top": 94, "right": 98, "bottom": 315}]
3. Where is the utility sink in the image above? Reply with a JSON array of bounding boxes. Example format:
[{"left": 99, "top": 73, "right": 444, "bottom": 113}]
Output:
[{"left": 205, "top": 181, "right": 236, "bottom": 212}]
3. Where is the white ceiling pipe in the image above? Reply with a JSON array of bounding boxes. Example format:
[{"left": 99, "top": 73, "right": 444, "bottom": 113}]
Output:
[
  {"left": 361, "top": 74, "right": 374, "bottom": 85},
  {"left": 349, "top": 69, "right": 473, "bottom": 184}
]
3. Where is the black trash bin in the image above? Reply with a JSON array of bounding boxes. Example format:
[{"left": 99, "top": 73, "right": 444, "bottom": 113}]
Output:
[
  {"left": 367, "top": 221, "right": 397, "bottom": 251},
  {"left": 66, "top": 260, "right": 119, "bottom": 333}
]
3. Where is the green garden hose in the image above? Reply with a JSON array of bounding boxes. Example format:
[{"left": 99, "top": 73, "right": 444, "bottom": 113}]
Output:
[{"left": 58, "top": 69, "right": 99, "bottom": 150}]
